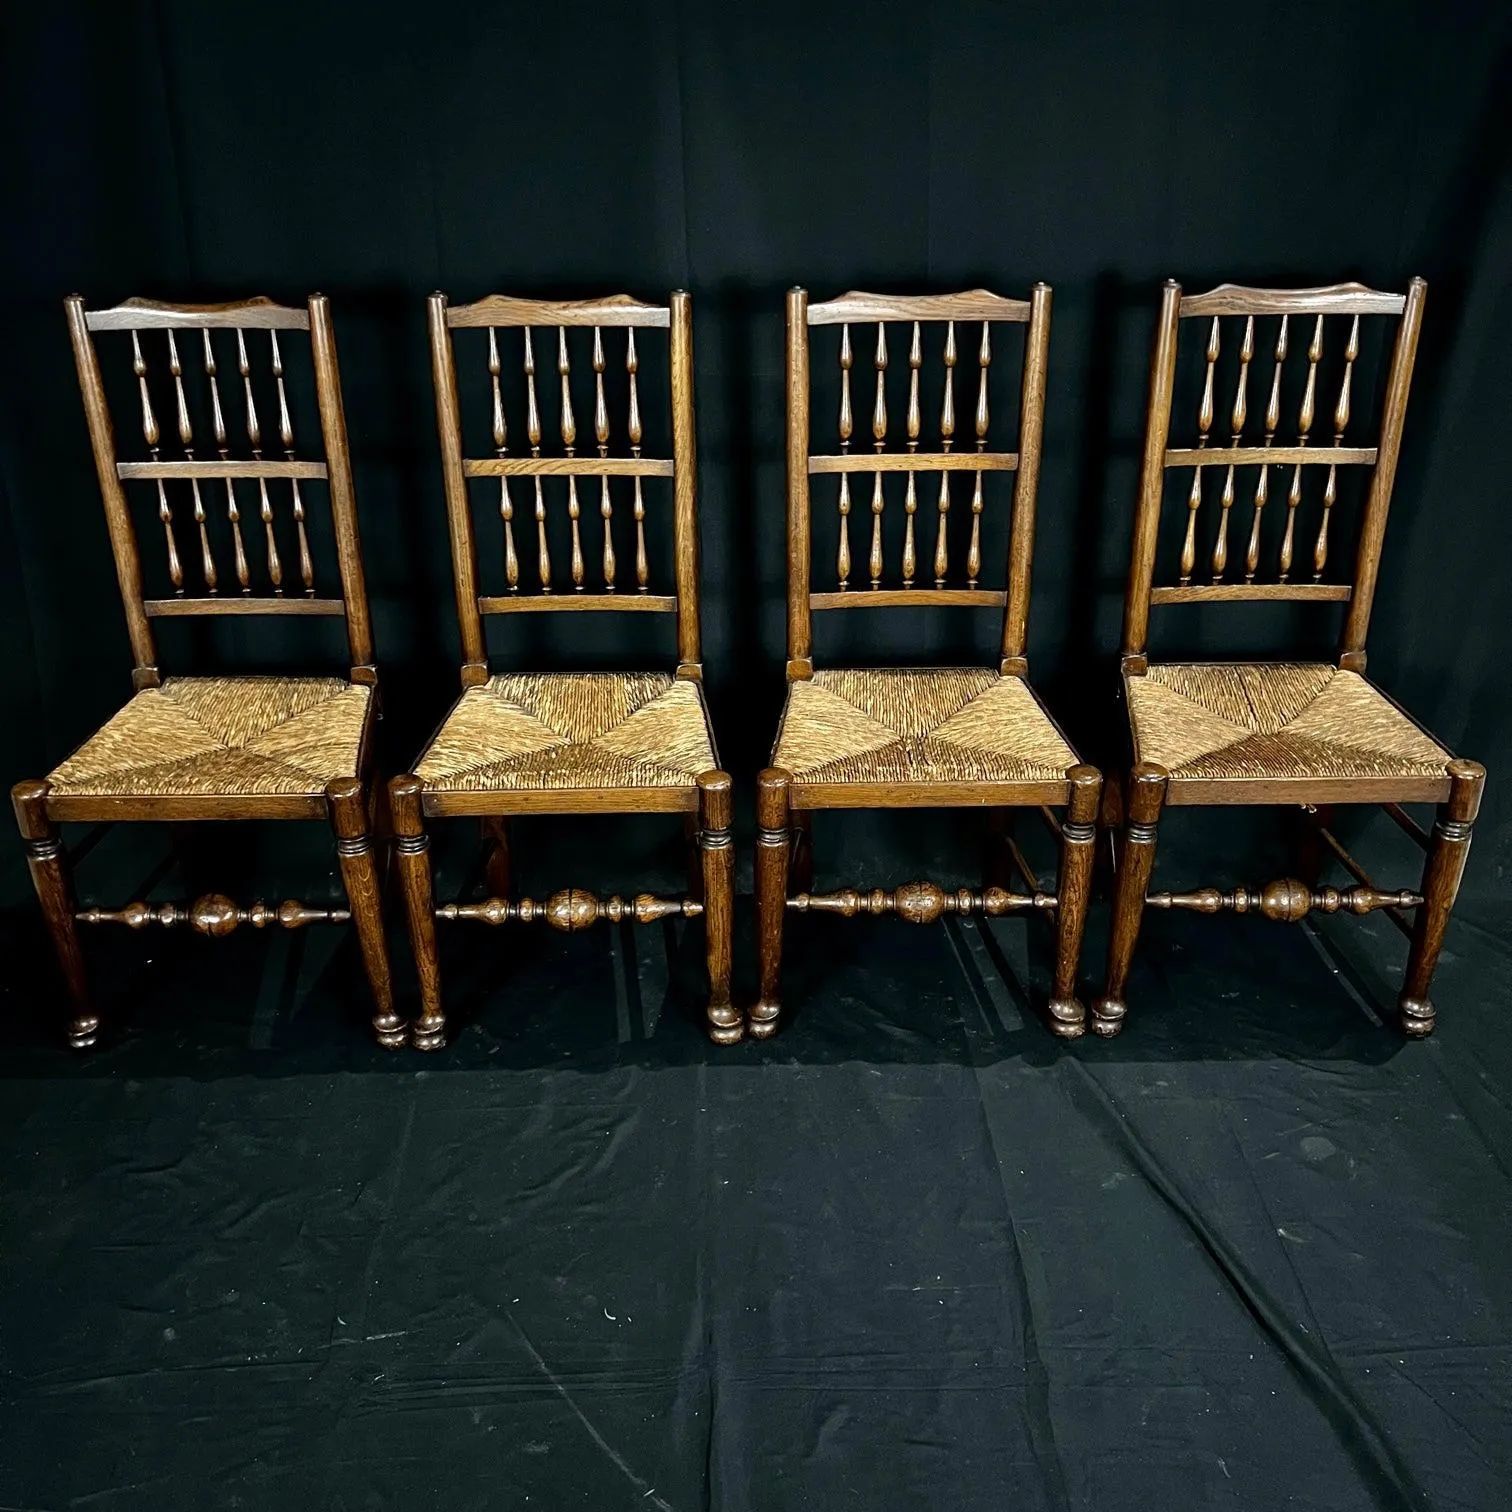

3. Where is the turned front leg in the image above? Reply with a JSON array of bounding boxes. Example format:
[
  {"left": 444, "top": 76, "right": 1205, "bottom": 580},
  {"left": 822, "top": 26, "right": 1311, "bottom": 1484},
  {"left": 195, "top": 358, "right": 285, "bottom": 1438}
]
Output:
[
  {"left": 1094, "top": 762, "right": 1168, "bottom": 1037},
  {"left": 751, "top": 767, "right": 791, "bottom": 1039},
  {"left": 698, "top": 772, "right": 741, "bottom": 1045},
  {"left": 389, "top": 775, "right": 445, "bottom": 1051},
  {"left": 327, "top": 777, "right": 403, "bottom": 1050},
  {"left": 1047, "top": 765, "right": 1102, "bottom": 1038},
  {"left": 1400, "top": 758, "right": 1485, "bottom": 1038},
  {"left": 12, "top": 779, "right": 97, "bottom": 1050}
]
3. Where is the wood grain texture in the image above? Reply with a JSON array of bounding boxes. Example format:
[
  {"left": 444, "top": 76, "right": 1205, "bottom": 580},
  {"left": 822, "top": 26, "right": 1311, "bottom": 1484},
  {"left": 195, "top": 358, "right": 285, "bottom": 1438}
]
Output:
[
  {"left": 810, "top": 588, "right": 1006, "bottom": 610},
  {"left": 807, "top": 451, "right": 1018, "bottom": 474},
  {"left": 1149, "top": 583, "right": 1350, "bottom": 605},
  {"left": 698, "top": 771, "right": 741, "bottom": 1044},
  {"left": 1046, "top": 763, "right": 1100, "bottom": 1038},
  {"left": 751, "top": 767, "right": 790, "bottom": 1039},
  {"left": 670, "top": 290, "right": 702, "bottom": 674},
  {"left": 327, "top": 775, "right": 403, "bottom": 1049},
  {"left": 444, "top": 293, "right": 670, "bottom": 328},
  {"left": 389, "top": 774, "right": 445, "bottom": 1051},
  {"left": 478, "top": 593, "right": 677, "bottom": 614},
  {"left": 143, "top": 596, "right": 347, "bottom": 617},
  {"left": 785, "top": 289, "right": 813, "bottom": 677},
  {"left": 462, "top": 456, "right": 674, "bottom": 478},
  {"left": 1094, "top": 762, "right": 1167, "bottom": 1036},
  {"left": 1179, "top": 282, "right": 1406, "bottom": 317},
  {"left": 86, "top": 295, "right": 310, "bottom": 330},
  {"left": 808, "top": 289, "right": 1032, "bottom": 325},
  {"left": 1163, "top": 445, "right": 1376, "bottom": 469},
  {"left": 1003, "top": 284, "right": 1052, "bottom": 666}
]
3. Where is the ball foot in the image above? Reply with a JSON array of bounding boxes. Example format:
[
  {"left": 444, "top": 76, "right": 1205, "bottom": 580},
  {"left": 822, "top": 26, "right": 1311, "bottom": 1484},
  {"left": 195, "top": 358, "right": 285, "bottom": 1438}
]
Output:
[
  {"left": 410, "top": 1021, "right": 446, "bottom": 1052},
  {"left": 747, "top": 1003, "right": 781, "bottom": 1040},
  {"left": 1047, "top": 997, "right": 1086, "bottom": 1039},
  {"left": 68, "top": 1015, "right": 101, "bottom": 1051},
  {"left": 1399, "top": 997, "right": 1437, "bottom": 1038},
  {"left": 1091, "top": 999, "right": 1125, "bottom": 1038}
]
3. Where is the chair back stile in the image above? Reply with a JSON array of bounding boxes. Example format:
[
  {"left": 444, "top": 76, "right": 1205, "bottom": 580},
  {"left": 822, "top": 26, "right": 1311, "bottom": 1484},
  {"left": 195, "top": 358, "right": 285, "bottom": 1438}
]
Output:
[
  {"left": 427, "top": 291, "right": 702, "bottom": 690},
  {"left": 784, "top": 285, "right": 1053, "bottom": 682},
  {"left": 65, "top": 295, "right": 375, "bottom": 689},
  {"left": 1119, "top": 278, "right": 1426, "bottom": 676}
]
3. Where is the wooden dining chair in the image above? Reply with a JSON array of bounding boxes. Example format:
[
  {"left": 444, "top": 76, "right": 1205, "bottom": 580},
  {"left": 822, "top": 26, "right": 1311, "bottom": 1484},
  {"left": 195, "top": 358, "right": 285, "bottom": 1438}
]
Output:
[
  {"left": 389, "top": 289, "right": 736, "bottom": 1049},
  {"left": 14, "top": 294, "right": 399, "bottom": 1049},
  {"left": 753, "top": 286, "right": 1102, "bottom": 1039},
  {"left": 1097, "top": 278, "right": 1485, "bottom": 1038}
]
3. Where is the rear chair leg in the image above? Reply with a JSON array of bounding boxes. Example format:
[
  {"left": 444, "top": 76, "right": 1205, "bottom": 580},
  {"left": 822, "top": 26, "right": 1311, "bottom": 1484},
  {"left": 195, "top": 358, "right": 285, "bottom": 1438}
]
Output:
[
  {"left": 482, "top": 816, "right": 511, "bottom": 899},
  {"left": 791, "top": 810, "right": 814, "bottom": 894},
  {"left": 750, "top": 768, "right": 791, "bottom": 1039},
  {"left": 327, "top": 777, "right": 404, "bottom": 1050},
  {"left": 390, "top": 776, "right": 446, "bottom": 1051},
  {"left": 1399, "top": 759, "right": 1485, "bottom": 1038},
  {"left": 698, "top": 772, "right": 742, "bottom": 1045},
  {"left": 1047, "top": 765, "right": 1102, "bottom": 1038},
  {"left": 12, "top": 779, "right": 98, "bottom": 1050},
  {"left": 1094, "top": 762, "right": 1168, "bottom": 1037}
]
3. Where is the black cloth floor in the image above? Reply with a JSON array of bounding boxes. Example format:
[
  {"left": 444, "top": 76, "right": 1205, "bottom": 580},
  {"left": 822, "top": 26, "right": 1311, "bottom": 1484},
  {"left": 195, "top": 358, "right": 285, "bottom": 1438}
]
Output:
[{"left": 1, "top": 827, "right": 1509, "bottom": 1510}]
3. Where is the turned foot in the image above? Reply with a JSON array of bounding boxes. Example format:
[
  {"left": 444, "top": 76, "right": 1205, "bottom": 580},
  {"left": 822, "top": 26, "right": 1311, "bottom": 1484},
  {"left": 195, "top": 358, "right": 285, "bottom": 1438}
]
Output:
[
  {"left": 1047, "top": 997, "right": 1086, "bottom": 1039},
  {"left": 1398, "top": 996, "right": 1436, "bottom": 1038},
  {"left": 1091, "top": 998, "right": 1126, "bottom": 1038}
]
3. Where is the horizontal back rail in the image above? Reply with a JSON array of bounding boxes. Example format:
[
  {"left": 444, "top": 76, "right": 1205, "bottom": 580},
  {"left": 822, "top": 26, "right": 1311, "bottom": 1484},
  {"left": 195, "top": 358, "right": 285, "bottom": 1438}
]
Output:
[
  {"left": 1179, "top": 282, "right": 1406, "bottom": 318},
  {"left": 86, "top": 296, "right": 310, "bottom": 331},
  {"left": 445, "top": 293, "right": 671, "bottom": 329},
  {"left": 808, "top": 289, "right": 1032, "bottom": 325},
  {"left": 808, "top": 452, "right": 1018, "bottom": 475},
  {"left": 118, "top": 459, "right": 328, "bottom": 481}
]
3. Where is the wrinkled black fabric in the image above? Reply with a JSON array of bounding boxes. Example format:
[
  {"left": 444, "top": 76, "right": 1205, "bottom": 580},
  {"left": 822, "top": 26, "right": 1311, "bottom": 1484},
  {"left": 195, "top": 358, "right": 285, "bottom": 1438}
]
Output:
[{"left": 1, "top": 856, "right": 1509, "bottom": 1508}]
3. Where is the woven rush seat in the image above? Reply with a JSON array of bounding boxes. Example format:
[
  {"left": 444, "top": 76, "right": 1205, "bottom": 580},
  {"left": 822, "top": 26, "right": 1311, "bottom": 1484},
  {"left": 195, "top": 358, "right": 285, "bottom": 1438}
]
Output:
[
  {"left": 414, "top": 672, "right": 717, "bottom": 801},
  {"left": 1128, "top": 663, "right": 1452, "bottom": 798},
  {"left": 774, "top": 668, "right": 1078, "bottom": 793},
  {"left": 47, "top": 677, "right": 371, "bottom": 804}
]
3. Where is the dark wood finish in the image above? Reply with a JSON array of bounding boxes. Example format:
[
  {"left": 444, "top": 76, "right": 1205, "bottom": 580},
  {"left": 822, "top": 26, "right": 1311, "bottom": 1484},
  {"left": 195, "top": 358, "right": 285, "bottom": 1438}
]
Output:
[
  {"left": 808, "top": 588, "right": 1006, "bottom": 611},
  {"left": 1400, "top": 759, "right": 1485, "bottom": 1036},
  {"left": 19, "top": 293, "right": 396, "bottom": 1049},
  {"left": 1104, "top": 276, "right": 1480, "bottom": 1039},
  {"left": 698, "top": 772, "right": 741, "bottom": 1045},
  {"left": 12, "top": 780, "right": 97, "bottom": 1049},
  {"left": 327, "top": 776, "right": 404, "bottom": 1049},
  {"left": 1094, "top": 762, "right": 1167, "bottom": 1037},
  {"left": 1148, "top": 583, "right": 1351, "bottom": 605},
  {"left": 390, "top": 775, "right": 445, "bottom": 1051},
  {"left": 406, "top": 288, "right": 730, "bottom": 1041},
  {"left": 1047, "top": 764, "right": 1101, "bottom": 1037},
  {"left": 143, "top": 596, "right": 346, "bottom": 617},
  {"left": 482, "top": 815, "right": 512, "bottom": 899},
  {"left": 478, "top": 593, "right": 677, "bottom": 615},
  {"left": 751, "top": 767, "right": 791, "bottom": 1039},
  {"left": 765, "top": 284, "right": 1099, "bottom": 1038}
]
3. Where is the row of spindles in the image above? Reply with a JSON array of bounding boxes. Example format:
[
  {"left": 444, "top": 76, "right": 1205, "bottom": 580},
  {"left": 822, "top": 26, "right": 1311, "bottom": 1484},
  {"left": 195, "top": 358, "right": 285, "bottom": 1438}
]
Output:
[
  {"left": 836, "top": 320, "right": 992, "bottom": 592},
  {"left": 131, "top": 328, "right": 316, "bottom": 597},
  {"left": 1180, "top": 312, "right": 1360, "bottom": 587},
  {"left": 486, "top": 325, "right": 650, "bottom": 595}
]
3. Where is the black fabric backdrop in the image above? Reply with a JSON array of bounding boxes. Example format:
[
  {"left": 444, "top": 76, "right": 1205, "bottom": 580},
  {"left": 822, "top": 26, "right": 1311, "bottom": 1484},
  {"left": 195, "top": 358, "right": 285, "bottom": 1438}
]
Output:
[
  {"left": 2, "top": 0, "right": 1511, "bottom": 901},
  {"left": 3, "top": 8, "right": 1512, "bottom": 1511}
]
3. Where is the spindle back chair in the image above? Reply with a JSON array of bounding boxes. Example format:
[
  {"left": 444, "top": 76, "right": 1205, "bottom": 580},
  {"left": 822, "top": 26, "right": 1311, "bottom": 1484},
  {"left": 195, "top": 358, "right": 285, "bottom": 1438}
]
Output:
[
  {"left": 755, "top": 285, "right": 1102, "bottom": 1041},
  {"left": 1098, "top": 278, "right": 1485, "bottom": 1039},
  {"left": 390, "top": 290, "right": 736, "bottom": 1049},
  {"left": 13, "top": 294, "right": 398, "bottom": 1050}
]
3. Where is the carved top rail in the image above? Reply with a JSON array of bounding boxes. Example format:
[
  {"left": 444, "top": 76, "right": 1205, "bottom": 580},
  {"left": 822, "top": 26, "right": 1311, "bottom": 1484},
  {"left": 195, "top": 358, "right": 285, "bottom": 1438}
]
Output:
[
  {"left": 428, "top": 289, "right": 701, "bottom": 684},
  {"left": 65, "top": 292, "right": 374, "bottom": 686},
  {"left": 1120, "top": 277, "right": 1426, "bottom": 672},
  {"left": 807, "top": 289, "right": 1033, "bottom": 325},
  {"left": 85, "top": 295, "right": 311, "bottom": 331}
]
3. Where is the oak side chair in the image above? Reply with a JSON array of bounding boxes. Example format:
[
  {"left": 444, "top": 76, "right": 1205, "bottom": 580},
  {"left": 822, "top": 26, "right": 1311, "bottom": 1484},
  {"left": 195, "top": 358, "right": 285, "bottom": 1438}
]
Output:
[
  {"left": 1097, "top": 277, "right": 1485, "bottom": 1039},
  {"left": 14, "top": 293, "right": 399, "bottom": 1050},
  {"left": 753, "top": 285, "right": 1103, "bottom": 1040},
  {"left": 389, "top": 289, "right": 736, "bottom": 1049}
]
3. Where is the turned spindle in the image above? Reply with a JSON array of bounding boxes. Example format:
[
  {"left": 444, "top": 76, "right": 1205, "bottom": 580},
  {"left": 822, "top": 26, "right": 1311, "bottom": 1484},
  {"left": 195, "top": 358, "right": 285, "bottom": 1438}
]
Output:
[
  {"left": 593, "top": 326, "right": 615, "bottom": 589},
  {"left": 488, "top": 327, "right": 519, "bottom": 590},
  {"left": 237, "top": 328, "right": 282, "bottom": 591},
  {"left": 1280, "top": 315, "right": 1323, "bottom": 581},
  {"left": 627, "top": 327, "right": 647, "bottom": 591},
  {"left": 523, "top": 327, "right": 550, "bottom": 592},
  {"left": 1180, "top": 317, "right": 1220, "bottom": 585},
  {"left": 133, "top": 330, "right": 182, "bottom": 592},
  {"left": 1313, "top": 314, "right": 1358, "bottom": 581},
  {"left": 1245, "top": 315, "right": 1287, "bottom": 582},
  {"left": 168, "top": 329, "right": 216, "bottom": 592},
  {"left": 270, "top": 330, "right": 314, "bottom": 594},
  {"left": 1211, "top": 315, "right": 1252, "bottom": 581},
  {"left": 837, "top": 324, "right": 853, "bottom": 588},
  {"left": 203, "top": 329, "right": 249, "bottom": 591}
]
